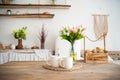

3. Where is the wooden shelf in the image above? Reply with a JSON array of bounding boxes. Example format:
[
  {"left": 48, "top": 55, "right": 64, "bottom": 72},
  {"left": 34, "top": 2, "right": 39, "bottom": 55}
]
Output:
[
  {"left": 0, "top": 4, "right": 71, "bottom": 9},
  {"left": 0, "top": 14, "right": 54, "bottom": 18}
]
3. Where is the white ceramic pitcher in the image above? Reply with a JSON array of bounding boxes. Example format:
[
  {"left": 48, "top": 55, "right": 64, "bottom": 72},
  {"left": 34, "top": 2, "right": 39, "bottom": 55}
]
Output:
[
  {"left": 47, "top": 56, "right": 60, "bottom": 67},
  {"left": 60, "top": 57, "right": 73, "bottom": 69}
]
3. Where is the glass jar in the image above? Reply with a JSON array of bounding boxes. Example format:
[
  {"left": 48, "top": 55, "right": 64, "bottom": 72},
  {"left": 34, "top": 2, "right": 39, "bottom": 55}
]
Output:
[
  {"left": 51, "top": 0, "right": 56, "bottom": 5},
  {"left": 7, "top": 10, "right": 12, "bottom": 15}
]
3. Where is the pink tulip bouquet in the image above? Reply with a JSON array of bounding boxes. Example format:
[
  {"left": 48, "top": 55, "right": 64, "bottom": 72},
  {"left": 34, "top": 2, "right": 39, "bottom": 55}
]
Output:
[
  {"left": 60, "top": 25, "right": 85, "bottom": 61},
  {"left": 60, "top": 25, "right": 85, "bottom": 45}
]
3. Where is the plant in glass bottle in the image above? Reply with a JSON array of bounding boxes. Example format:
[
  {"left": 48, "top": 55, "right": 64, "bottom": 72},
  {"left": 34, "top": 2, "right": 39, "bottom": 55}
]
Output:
[
  {"left": 60, "top": 25, "right": 85, "bottom": 62},
  {"left": 51, "top": 0, "right": 56, "bottom": 4}
]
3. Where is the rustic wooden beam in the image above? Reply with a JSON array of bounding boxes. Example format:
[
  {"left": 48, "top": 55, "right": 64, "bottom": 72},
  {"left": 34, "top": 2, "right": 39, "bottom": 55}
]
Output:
[{"left": 0, "top": 14, "right": 54, "bottom": 18}]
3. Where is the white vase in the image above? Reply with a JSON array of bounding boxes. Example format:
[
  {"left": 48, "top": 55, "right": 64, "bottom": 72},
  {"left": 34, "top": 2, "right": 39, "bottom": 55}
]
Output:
[
  {"left": 55, "top": 37, "right": 71, "bottom": 57},
  {"left": 73, "top": 40, "right": 83, "bottom": 60}
]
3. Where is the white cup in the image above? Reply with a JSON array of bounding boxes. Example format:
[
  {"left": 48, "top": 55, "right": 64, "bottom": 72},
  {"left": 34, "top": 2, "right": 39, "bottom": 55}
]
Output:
[
  {"left": 60, "top": 57, "right": 73, "bottom": 69},
  {"left": 47, "top": 56, "right": 60, "bottom": 67}
]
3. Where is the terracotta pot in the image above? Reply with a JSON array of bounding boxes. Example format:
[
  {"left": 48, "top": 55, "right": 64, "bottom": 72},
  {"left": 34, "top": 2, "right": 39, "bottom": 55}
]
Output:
[{"left": 16, "top": 39, "right": 23, "bottom": 49}]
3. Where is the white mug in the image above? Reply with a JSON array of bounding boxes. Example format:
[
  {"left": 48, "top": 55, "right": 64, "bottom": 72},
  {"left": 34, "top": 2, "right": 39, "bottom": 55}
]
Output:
[
  {"left": 60, "top": 57, "right": 73, "bottom": 69},
  {"left": 47, "top": 56, "right": 60, "bottom": 67}
]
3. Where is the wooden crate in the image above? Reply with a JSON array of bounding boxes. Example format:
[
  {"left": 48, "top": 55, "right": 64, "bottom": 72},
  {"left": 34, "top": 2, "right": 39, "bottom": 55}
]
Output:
[{"left": 85, "top": 52, "right": 108, "bottom": 63}]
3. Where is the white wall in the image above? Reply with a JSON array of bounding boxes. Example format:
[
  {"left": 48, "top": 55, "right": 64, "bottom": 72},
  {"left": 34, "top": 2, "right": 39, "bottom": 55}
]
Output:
[{"left": 0, "top": 0, "right": 120, "bottom": 51}]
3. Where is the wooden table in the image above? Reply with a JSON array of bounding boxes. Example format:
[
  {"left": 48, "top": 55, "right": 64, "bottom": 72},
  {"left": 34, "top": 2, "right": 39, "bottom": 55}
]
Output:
[{"left": 0, "top": 61, "right": 120, "bottom": 80}]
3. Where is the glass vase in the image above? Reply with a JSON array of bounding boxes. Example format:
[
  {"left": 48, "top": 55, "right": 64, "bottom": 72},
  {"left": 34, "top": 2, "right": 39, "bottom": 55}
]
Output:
[{"left": 70, "top": 41, "right": 77, "bottom": 62}]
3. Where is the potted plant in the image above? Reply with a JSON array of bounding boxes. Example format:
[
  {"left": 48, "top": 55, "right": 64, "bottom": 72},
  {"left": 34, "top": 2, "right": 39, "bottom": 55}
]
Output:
[{"left": 13, "top": 27, "right": 27, "bottom": 49}]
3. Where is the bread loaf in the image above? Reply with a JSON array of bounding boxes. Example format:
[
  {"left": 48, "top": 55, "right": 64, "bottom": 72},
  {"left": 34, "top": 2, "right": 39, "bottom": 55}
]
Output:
[{"left": 31, "top": 46, "right": 39, "bottom": 49}]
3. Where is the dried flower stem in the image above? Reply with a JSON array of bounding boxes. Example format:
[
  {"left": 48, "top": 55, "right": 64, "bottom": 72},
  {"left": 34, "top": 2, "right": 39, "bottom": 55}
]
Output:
[{"left": 38, "top": 24, "right": 47, "bottom": 49}]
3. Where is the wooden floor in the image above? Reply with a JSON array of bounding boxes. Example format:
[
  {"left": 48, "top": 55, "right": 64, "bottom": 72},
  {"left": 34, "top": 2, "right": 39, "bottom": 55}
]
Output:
[{"left": 0, "top": 61, "right": 120, "bottom": 80}]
